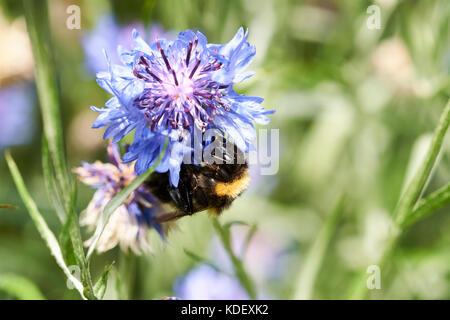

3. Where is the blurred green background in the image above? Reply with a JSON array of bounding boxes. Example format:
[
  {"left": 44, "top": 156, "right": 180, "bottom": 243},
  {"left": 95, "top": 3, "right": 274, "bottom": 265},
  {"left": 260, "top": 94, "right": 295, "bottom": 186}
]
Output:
[{"left": 0, "top": 0, "right": 449, "bottom": 299}]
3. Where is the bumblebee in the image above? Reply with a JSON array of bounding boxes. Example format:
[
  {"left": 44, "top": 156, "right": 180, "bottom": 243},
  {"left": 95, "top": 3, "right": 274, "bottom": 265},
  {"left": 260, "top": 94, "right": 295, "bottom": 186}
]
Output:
[{"left": 146, "top": 142, "right": 250, "bottom": 223}]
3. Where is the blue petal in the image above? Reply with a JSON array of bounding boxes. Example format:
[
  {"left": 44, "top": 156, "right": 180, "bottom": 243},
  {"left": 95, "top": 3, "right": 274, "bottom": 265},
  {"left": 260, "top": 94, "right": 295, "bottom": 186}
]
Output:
[{"left": 132, "top": 29, "right": 153, "bottom": 54}]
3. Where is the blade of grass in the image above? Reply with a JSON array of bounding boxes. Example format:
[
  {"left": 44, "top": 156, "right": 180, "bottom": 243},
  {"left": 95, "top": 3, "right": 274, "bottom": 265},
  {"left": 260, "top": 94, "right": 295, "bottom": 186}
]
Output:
[
  {"left": 393, "top": 100, "right": 450, "bottom": 226},
  {"left": 350, "top": 99, "right": 450, "bottom": 299},
  {"left": 23, "top": 0, "right": 97, "bottom": 299},
  {"left": 23, "top": 0, "right": 70, "bottom": 206},
  {"left": 42, "top": 137, "right": 65, "bottom": 222},
  {"left": 63, "top": 183, "right": 96, "bottom": 299},
  {"left": 43, "top": 139, "right": 97, "bottom": 299},
  {"left": 58, "top": 186, "right": 78, "bottom": 267},
  {"left": 5, "top": 151, "right": 86, "bottom": 299},
  {"left": 293, "top": 195, "right": 346, "bottom": 299}
]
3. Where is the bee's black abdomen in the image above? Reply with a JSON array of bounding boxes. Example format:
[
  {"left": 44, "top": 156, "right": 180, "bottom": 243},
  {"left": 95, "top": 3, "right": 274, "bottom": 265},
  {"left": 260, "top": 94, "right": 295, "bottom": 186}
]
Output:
[{"left": 145, "top": 138, "right": 250, "bottom": 221}]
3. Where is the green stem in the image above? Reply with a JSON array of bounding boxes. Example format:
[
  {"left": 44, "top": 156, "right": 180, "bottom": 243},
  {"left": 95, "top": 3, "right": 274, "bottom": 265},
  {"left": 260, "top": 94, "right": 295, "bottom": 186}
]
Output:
[
  {"left": 348, "top": 226, "right": 401, "bottom": 299},
  {"left": 23, "top": 0, "right": 97, "bottom": 299},
  {"left": 5, "top": 152, "right": 87, "bottom": 299},
  {"left": 393, "top": 100, "right": 450, "bottom": 226},
  {"left": 293, "top": 195, "right": 346, "bottom": 299},
  {"left": 212, "top": 218, "right": 257, "bottom": 300},
  {"left": 350, "top": 99, "right": 450, "bottom": 299},
  {"left": 23, "top": 0, "right": 70, "bottom": 204},
  {"left": 117, "top": 252, "right": 137, "bottom": 300}
]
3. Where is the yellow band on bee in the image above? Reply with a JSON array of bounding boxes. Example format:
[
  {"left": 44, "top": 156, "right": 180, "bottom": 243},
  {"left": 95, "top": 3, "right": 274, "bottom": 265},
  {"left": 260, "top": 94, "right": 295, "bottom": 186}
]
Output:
[{"left": 214, "top": 172, "right": 250, "bottom": 198}]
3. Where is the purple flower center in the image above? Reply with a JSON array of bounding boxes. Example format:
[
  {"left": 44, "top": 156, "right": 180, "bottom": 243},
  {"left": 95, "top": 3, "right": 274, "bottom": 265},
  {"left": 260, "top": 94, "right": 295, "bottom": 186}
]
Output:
[{"left": 132, "top": 37, "right": 228, "bottom": 132}]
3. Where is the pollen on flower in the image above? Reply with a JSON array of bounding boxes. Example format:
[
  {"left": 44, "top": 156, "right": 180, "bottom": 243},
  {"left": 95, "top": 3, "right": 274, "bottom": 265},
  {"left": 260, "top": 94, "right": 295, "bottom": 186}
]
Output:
[{"left": 131, "top": 37, "right": 226, "bottom": 132}]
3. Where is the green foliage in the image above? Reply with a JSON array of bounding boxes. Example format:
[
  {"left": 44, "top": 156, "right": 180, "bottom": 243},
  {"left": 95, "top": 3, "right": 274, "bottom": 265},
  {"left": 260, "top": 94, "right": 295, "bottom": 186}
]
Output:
[
  {"left": 394, "top": 101, "right": 450, "bottom": 226},
  {"left": 94, "top": 263, "right": 114, "bottom": 300},
  {"left": 0, "top": 0, "right": 449, "bottom": 300},
  {"left": 294, "top": 195, "right": 346, "bottom": 299},
  {"left": 5, "top": 152, "right": 86, "bottom": 299},
  {"left": 0, "top": 274, "right": 45, "bottom": 300},
  {"left": 212, "top": 218, "right": 258, "bottom": 299},
  {"left": 406, "top": 182, "right": 450, "bottom": 228}
]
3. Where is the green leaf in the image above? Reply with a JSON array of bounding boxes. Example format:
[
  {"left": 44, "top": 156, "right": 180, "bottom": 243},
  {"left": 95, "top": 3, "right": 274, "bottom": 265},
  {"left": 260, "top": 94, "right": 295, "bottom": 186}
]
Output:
[
  {"left": 65, "top": 189, "right": 97, "bottom": 300},
  {"left": 86, "top": 163, "right": 160, "bottom": 260},
  {"left": 45, "top": 139, "right": 96, "bottom": 299},
  {"left": 23, "top": 0, "right": 71, "bottom": 210},
  {"left": 0, "top": 274, "right": 45, "bottom": 300},
  {"left": 394, "top": 100, "right": 450, "bottom": 225},
  {"left": 5, "top": 151, "right": 86, "bottom": 299},
  {"left": 42, "top": 137, "right": 65, "bottom": 222},
  {"left": 402, "top": 182, "right": 450, "bottom": 228},
  {"left": 349, "top": 99, "right": 450, "bottom": 300},
  {"left": 58, "top": 184, "right": 78, "bottom": 267},
  {"left": 94, "top": 263, "right": 114, "bottom": 300}
]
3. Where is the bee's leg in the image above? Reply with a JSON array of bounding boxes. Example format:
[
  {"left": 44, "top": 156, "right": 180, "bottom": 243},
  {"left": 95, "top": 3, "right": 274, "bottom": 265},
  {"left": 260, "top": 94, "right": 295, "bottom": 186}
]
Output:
[
  {"left": 168, "top": 178, "right": 194, "bottom": 214},
  {"left": 151, "top": 202, "right": 209, "bottom": 224}
]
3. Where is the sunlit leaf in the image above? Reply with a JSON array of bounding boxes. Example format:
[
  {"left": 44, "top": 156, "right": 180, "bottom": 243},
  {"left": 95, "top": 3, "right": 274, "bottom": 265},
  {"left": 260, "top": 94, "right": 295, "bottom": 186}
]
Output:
[
  {"left": 5, "top": 151, "right": 86, "bottom": 299},
  {"left": 94, "top": 263, "right": 114, "bottom": 300}
]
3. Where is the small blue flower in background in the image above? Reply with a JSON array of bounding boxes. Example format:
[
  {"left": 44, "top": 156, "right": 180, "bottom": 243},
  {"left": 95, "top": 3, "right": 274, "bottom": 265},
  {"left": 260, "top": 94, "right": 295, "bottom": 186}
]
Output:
[
  {"left": 82, "top": 14, "right": 174, "bottom": 74},
  {"left": 211, "top": 227, "right": 288, "bottom": 287},
  {"left": 0, "top": 84, "right": 34, "bottom": 151},
  {"left": 174, "top": 264, "right": 249, "bottom": 300},
  {"left": 161, "top": 296, "right": 181, "bottom": 300},
  {"left": 73, "top": 142, "right": 165, "bottom": 254},
  {"left": 91, "top": 27, "right": 274, "bottom": 186},
  {"left": 174, "top": 226, "right": 290, "bottom": 299}
]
